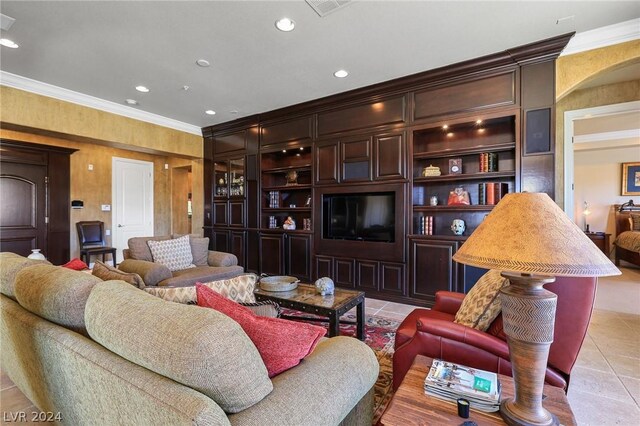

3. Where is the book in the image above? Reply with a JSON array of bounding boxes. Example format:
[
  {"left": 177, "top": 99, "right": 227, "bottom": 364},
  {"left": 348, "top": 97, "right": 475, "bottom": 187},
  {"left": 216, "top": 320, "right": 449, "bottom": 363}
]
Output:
[
  {"left": 478, "top": 183, "right": 485, "bottom": 205},
  {"left": 423, "top": 359, "right": 501, "bottom": 412},
  {"left": 485, "top": 182, "right": 496, "bottom": 205},
  {"left": 488, "top": 152, "right": 498, "bottom": 172},
  {"left": 493, "top": 182, "right": 509, "bottom": 203}
]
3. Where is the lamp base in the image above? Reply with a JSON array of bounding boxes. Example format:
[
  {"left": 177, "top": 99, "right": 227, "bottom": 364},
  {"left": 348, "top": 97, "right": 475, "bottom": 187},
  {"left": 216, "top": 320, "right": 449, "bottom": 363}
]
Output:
[
  {"left": 500, "top": 398, "right": 558, "bottom": 426},
  {"left": 499, "top": 273, "right": 559, "bottom": 426}
]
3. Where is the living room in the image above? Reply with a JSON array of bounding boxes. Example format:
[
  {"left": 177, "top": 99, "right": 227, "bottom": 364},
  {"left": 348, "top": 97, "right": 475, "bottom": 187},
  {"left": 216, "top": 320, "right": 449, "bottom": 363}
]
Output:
[{"left": 1, "top": 1, "right": 639, "bottom": 425}]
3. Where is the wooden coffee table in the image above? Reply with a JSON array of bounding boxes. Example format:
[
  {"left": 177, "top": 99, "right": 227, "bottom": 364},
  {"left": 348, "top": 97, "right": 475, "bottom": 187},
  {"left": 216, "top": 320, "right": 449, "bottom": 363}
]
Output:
[
  {"left": 254, "top": 283, "right": 365, "bottom": 340},
  {"left": 380, "top": 355, "right": 576, "bottom": 425}
]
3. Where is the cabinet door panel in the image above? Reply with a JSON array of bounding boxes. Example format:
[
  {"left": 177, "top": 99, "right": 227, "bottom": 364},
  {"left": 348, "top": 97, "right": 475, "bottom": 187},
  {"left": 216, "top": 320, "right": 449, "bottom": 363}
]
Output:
[
  {"left": 409, "top": 239, "right": 457, "bottom": 303},
  {"left": 342, "top": 138, "right": 370, "bottom": 160},
  {"left": 287, "top": 234, "right": 312, "bottom": 282},
  {"left": 213, "top": 202, "right": 228, "bottom": 226},
  {"left": 315, "top": 143, "right": 339, "bottom": 184},
  {"left": 246, "top": 230, "right": 260, "bottom": 274},
  {"left": 212, "top": 229, "right": 230, "bottom": 253},
  {"left": 357, "top": 261, "right": 379, "bottom": 291},
  {"left": 315, "top": 256, "right": 333, "bottom": 280},
  {"left": 334, "top": 258, "right": 355, "bottom": 288},
  {"left": 231, "top": 231, "right": 246, "bottom": 268},
  {"left": 214, "top": 130, "right": 246, "bottom": 154},
  {"left": 375, "top": 133, "right": 405, "bottom": 180},
  {"left": 229, "top": 201, "right": 245, "bottom": 227},
  {"left": 259, "top": 233, "right": 285, "bottom": 276},
  {"left": 380, "top": 262, "right": 405, "bottom": 295}
]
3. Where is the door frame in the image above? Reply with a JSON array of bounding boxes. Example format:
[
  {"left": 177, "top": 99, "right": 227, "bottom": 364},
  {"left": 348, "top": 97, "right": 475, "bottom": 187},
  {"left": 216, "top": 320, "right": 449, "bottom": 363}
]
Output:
[
  {"left": 112, "top": 157, "right": 154, "bottom": 262},
  {"left": 563, "top": 100, "right": 640, "bottom": 221}
]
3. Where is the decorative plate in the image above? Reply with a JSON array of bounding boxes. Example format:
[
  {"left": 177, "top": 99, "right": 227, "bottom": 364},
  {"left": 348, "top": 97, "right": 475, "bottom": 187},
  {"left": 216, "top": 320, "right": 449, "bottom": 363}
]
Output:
[{"left": 259, "top": 275, "right": 300, "bottom": 292}]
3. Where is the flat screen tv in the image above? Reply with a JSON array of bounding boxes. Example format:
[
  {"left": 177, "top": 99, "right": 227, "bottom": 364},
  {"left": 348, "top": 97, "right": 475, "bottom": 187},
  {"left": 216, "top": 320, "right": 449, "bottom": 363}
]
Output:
[{"left": 322, "top": 192, "right": 395, "bottom": 243}]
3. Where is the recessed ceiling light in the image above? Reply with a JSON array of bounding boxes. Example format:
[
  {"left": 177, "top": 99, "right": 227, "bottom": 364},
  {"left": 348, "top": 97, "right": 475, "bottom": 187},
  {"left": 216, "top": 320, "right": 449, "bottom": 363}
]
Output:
[
  {"left": 125, "top": 99, "right": 139, "bottom": 105},
  {"left": 334, "top": 69, "right": 349, "bottom": 78},
  {"left": 196, "top": 59, "right": 210, "bottom": 67},
  {"left": 275, "top": 17, "right": 295, "bottom": 32},
  {"left": 230, "top": 110, "right": 238, "bottom": 114},
  {"left": 0, "top": 38, "right": 18, "bottom": 49},
  {"left": 135, "top": 85, "right": 150, "bottom": 93},
  {"left": 205, "top": 110, "right": 216, "bottom": 115}
]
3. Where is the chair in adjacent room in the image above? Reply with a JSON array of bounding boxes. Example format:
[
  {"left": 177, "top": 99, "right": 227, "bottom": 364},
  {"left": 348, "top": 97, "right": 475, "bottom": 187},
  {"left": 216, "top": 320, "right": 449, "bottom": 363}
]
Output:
[
  {"left": 392, "top": 275, "right": 597, "bottom": 393},
  {"left": 76, "top": 221, "right": 117, "bottom": 266}
]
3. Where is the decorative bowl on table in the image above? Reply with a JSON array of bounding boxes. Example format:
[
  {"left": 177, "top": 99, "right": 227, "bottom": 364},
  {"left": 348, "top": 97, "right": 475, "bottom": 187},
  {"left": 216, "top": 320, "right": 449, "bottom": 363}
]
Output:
[{"left": 259, "top": 275, "right": 299, "bottom": 292}]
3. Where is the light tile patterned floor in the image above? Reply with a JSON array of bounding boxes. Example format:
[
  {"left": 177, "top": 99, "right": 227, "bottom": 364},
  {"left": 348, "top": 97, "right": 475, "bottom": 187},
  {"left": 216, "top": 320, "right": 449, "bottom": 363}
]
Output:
[{"left": 2, "top": 266, "right": 639, "bottom": 425}]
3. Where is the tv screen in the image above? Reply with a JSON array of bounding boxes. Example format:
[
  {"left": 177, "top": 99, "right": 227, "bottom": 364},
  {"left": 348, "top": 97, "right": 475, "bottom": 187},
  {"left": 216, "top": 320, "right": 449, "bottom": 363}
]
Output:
[{"left": 323, "top": 192, "right": 395, "bottom": 242}]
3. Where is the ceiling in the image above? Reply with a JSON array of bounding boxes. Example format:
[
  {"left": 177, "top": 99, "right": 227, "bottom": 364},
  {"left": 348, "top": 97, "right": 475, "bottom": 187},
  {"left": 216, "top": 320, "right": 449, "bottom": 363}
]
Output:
[{"left": 1, "top": 1, "right": 639, "bottom": 132}]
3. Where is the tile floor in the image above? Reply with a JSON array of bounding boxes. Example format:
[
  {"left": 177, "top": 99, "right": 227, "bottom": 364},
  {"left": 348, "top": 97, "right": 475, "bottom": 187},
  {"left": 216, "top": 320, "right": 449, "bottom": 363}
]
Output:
[{"left": 2, "top": 266, "right": 639, "bottom": 425}]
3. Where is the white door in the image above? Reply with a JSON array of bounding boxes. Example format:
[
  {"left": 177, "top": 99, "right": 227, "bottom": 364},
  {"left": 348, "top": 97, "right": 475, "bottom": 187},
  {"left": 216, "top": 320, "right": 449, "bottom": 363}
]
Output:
[{"left": 112, "top": 157, "right": 154, "bottom": 263}]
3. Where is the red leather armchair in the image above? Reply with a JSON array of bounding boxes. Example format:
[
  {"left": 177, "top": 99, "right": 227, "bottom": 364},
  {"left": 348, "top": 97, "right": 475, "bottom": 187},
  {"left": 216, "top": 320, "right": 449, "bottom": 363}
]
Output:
[{"left": 393, "top": 276, "right": 597, "bottom": 392}]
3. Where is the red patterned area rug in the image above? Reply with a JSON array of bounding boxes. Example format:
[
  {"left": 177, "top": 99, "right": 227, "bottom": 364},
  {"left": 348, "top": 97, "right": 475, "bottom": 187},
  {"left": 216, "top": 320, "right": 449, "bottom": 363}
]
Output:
[{"left": 281, "top": 309, "right": 399, "bottom": 424}]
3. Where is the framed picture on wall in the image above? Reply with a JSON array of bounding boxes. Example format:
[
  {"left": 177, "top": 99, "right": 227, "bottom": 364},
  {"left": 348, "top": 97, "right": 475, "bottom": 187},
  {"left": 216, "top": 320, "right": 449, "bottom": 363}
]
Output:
[{"left": 621, "top": 162, "right": 640, "bottom": 195}]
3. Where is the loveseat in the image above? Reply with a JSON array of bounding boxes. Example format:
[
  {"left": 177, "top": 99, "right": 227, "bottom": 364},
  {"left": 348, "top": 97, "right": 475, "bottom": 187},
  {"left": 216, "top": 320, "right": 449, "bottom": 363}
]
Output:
[
  {"left": 0, "top": 253, "right": 379, "bottom": 425},
  {"left": 118, "top": 234, "right": 244, "bottom": 287}
]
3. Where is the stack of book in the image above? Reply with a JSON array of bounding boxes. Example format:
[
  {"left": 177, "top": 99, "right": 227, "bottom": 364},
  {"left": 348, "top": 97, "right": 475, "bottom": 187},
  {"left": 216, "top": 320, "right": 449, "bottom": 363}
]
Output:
[
  {"left": 268, "top": 191, "right": 280, "bottom": 208},
  {"left": 479, "top": 152, "right": 499, "bottom": 172},
  {"left": 478, "top": 182, "right": 509, "bottom": 205},
  {"left": 423, "top": 359, "right": 501, "bottom": 413},
  {"left": 418, "top": 216, "right": 434, "bottom": 235}
]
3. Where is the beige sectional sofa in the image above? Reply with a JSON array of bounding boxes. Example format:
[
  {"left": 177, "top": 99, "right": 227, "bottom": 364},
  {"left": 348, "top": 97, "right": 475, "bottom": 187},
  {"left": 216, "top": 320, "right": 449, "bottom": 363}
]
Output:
[
  {"left": 0, "top": 253, "right": 379, "bottom": 425},
  {"left": 118, "top": 235, "right": 244, "bottom": 287}
]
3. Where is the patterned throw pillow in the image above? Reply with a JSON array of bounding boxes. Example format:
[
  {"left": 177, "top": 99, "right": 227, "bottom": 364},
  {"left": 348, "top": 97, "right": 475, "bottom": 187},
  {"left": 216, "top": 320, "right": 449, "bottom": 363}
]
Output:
[
  {"left": 147, "top": 235, "right": 195, "bottom": 272},
  {"left": 454, "top": 270, "right": 510, "bottom": 331},
  {"left": 630, "top": 213, "right": 640, "bottom": 231},
  {"left": 172, "top": 234, "right": 210, "bottom": 266},
  {"left": 92, "top": 261, "right": 145, "bottom": 289},
  {"left": 196, "top": 284, "right": 325, "bottom": 377},
  {"left": 144, "top": 273, "right": 259, "bottom": 304}
]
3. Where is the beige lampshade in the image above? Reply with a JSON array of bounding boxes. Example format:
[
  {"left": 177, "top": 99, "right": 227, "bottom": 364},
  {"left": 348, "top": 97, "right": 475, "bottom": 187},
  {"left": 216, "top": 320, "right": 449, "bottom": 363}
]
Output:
[{"left": 453, "top": 192, "right": 621, "bottom": 277}]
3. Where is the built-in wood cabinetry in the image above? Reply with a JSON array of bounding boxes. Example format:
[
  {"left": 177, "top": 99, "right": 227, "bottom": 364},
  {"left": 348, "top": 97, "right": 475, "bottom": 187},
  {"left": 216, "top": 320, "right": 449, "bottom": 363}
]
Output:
[
  {"left": 315, "top": 131, "right": 406, "bottom": 185},
  {"left": 202, "top": 34, "right": 572, "bottom": 307}
]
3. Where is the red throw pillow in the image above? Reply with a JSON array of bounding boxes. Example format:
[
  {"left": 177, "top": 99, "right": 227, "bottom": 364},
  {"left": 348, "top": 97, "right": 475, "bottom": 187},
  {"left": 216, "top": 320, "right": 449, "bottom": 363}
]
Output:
[
  {"left": 196, "top": 284, "right": 325, "bottom": 377},
  {"left": 62, "top": 258, "right": 89, "bottom": 271}
]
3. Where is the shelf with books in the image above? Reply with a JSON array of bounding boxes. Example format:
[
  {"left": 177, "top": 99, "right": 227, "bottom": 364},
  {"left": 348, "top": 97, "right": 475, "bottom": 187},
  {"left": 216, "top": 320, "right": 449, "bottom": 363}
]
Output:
[
  {"left": 413, "top": 170, "right": 515, "bottom": 183},
  {"left": 411, "top": 112, "right": 518, "bottom": 238},
  {"left": 261, "top": 146, "right": 313, "bottom": 233},
  {"left": 413, "top": 142, "right": 516, "bottom": 160}
]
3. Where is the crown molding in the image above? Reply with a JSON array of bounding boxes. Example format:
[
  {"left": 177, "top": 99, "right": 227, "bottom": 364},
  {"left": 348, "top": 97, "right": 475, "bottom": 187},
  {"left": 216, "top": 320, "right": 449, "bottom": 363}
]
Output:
[
  {"left": 561, "top": 18, "right": 640, "bottom": 56},
  {"left": 0, "top": 71, "right": 202, "bottom": 136}
]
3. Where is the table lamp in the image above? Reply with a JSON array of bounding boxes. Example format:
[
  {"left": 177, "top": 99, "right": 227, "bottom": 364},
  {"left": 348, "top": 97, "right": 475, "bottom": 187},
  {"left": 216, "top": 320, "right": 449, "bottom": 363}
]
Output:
[
  {"left": 583, "top": 201, "right": 591, "bottom": 232},
  {"left": 453, "top": 192, "right": 620, "bottom": 426}
]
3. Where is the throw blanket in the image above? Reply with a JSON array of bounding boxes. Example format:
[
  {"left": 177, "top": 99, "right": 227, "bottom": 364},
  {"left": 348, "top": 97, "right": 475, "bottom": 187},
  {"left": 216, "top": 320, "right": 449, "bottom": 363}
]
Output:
[{"left": 615, "top": 231, "right": 640, "bottom": 253}]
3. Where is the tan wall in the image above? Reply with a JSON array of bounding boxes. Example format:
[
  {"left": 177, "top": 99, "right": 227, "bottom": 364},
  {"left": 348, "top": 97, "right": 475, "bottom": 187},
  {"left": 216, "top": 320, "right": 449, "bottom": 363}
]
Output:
[
  {"left": 555, "top": 39, "right": 640, "bottom": 207},
  {"left": 556, "top": 40, "right": 640, "bottom": 101},
  {"left": 1, "top": 86, "right": 206, "bottom": 260},
  {"left": 0, "top": 129, "right": 205, "bottom": 259},
  {"left": 0, "top": 86, "right": 202, "bottom": 158}
]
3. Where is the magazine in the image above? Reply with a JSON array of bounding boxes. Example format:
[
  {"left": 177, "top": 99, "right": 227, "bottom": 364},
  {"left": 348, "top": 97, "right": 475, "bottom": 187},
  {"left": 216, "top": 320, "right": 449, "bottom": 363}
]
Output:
[{"left": 423, "top": 359, "right": 501, "bottom": 412}]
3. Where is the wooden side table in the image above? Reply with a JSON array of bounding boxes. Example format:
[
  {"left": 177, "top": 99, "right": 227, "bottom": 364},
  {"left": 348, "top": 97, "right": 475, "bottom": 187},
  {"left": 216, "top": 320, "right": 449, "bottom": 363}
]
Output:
[
  {"left": 380, "top": 355, "right": 576, "bottom": 426},
  {"left": 585, "top": 232, "right": 611, "bottom": 256}
]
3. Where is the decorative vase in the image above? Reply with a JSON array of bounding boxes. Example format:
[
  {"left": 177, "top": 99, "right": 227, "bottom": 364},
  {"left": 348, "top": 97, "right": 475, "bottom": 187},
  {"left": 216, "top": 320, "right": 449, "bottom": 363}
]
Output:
[{"left": 27, "top": 249, "right": 46, "bottom": 260}]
